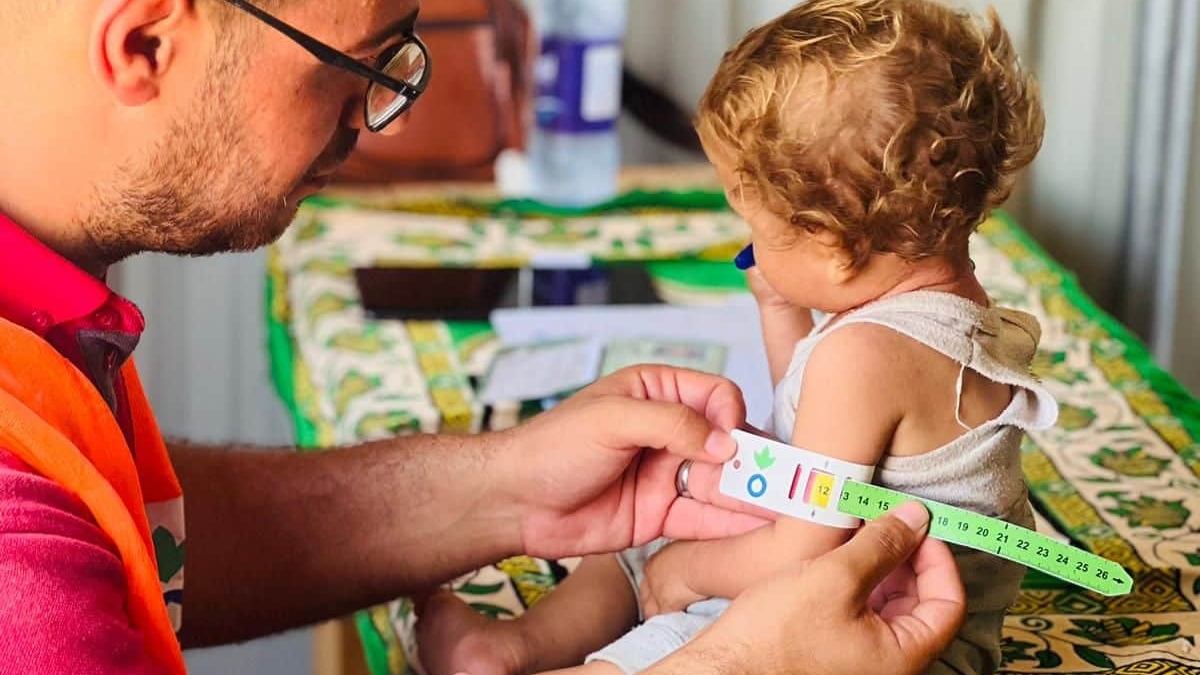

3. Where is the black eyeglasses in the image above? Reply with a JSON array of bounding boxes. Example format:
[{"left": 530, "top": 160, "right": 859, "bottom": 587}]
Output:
[{"left": 220, "top": 0, "right": 431, "bottom": 132}]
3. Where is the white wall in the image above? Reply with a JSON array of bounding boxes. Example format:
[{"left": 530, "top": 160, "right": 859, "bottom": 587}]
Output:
[
  {"left": 116, "top": 251, "right": 293, "bottom": 446},
  {"left": 113, "top": 251, "right": 308, "bottom": 675},
  {"left": 1015, "top": 0, "right": 1140, "bottom": 308},
  {"left": 624, "top": 0, "right": 1140, "bottom": 308},
  {"left": 1175, "top": 64, "right": 1200, "bottom": 392}
]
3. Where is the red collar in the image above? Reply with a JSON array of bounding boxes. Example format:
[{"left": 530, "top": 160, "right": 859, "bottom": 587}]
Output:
[
  {"left": 0, "top": 212, "right": 145, "bottom": 447},
  {"left": 0, "top": 212, "right": 144, "bottom": 337}
]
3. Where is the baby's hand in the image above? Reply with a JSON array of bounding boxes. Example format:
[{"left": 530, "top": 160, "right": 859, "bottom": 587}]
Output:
[
  {"left": 639, "top": 542, "right": 707, "bottom": 618},
  {"left": 746, "top": 267, "right": 795, "bottom": 311}
]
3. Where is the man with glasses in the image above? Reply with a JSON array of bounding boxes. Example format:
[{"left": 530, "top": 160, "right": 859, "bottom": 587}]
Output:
[{"left": 0, "top": 1, "right": 964, "bottom": 674}]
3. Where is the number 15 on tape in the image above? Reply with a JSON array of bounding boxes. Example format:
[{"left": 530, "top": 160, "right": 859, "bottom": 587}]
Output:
[{"left": 719, "top": 431, "right": 1133, "bottom": 597}]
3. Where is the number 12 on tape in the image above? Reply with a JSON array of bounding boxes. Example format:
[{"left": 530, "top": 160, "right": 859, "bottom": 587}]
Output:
[{"left": 719, "top": 431, "right": 1133, "bottom": 597}]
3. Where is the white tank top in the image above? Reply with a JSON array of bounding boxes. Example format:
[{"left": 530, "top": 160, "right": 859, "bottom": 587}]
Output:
[{"left": 770, "top": 291, "right": 1059, "bottom": 675}]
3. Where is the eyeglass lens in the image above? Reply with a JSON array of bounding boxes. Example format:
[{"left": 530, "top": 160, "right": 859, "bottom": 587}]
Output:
[{"left": 366, "top": 41, "right": 428, "bottom": 126}]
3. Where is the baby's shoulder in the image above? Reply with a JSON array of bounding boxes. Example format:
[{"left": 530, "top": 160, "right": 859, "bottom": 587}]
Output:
[{"left": 805, "top": 320, "right": 945, "bottom": 383}]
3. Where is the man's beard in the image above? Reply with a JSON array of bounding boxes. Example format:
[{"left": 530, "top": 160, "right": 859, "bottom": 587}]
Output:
[{"left": 79, "top": 66, "right": 359, "bottom": 265}]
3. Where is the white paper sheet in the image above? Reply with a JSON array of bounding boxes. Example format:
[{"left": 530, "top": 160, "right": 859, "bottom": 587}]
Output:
[
  {"left": 491, "top": 295, "right": 774, "bottom": 426},
  {"left": 478, "top": 338, "right": 604, "bottom": 405}
]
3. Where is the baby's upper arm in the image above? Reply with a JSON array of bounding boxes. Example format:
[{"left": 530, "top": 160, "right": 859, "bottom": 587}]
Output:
[
  {"left": 789, "top": 322, "right": 909, "bottom": 465},
  {"left": 772, "top": 323, "right": 910, "bottom": 552}
]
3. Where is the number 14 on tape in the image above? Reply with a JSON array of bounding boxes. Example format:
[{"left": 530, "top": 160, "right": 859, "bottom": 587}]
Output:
[{"left": 719, "top": 430, "right": 1132, "bottom": 596}]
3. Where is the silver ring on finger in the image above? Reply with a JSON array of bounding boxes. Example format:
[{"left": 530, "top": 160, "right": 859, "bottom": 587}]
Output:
[{"left": 675, "top": 459, "right": 694, "bottom": 499}]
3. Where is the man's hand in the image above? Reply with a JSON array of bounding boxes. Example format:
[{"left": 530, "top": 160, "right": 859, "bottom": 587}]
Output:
[
  {"left": 667, "top": 502, "right": 966, "bottom": 675},
  {"left": 498, "top": 365, "right": 771, "bottom": 560}
]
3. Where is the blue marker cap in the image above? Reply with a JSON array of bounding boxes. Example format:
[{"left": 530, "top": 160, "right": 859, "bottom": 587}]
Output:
[{"left": 734, "top": 244, "right": 756, "bottom": 270}]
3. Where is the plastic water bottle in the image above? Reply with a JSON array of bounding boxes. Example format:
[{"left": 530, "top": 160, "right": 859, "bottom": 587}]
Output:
[{"left": 528, "top": 0, "right": 628, "bottom": 207}]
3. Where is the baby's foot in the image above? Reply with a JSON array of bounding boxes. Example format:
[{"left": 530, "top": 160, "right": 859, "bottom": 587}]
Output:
[{"left": 415, "top": 590, "right": 532, "bottom": 675}]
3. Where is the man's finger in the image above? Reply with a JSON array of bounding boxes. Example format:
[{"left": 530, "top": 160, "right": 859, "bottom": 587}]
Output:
[
  {"left": 594, "top": 396, "right": 735, "bottom": 462},
  {"left": 662, "top": 497, "right": 770, "bottom": 541},
  {"left": 634, "top": 451, "right": 776, "bottom": 543},
  {"left": 682, "top": 460, "right": 778, "bottom": 521},
  {"left": 902, "top": 537, "right": 966, "bottom": 641},
  {"left": 646, "top": 367, "right": 746, "bottom": 434},
  {"left": 825, "top": 502, "right": 930, "bottom": 604},
  {"left": 909, "top": 536, "right": 963, "bottom": 604},
  {"left": 589, "top": 366, "right": 747, "bottom": 444}
]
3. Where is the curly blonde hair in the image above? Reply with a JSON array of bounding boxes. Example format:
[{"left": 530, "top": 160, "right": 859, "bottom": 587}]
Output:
[{"left": 696, "top": 0, "right": 1043, "bottom": 270}]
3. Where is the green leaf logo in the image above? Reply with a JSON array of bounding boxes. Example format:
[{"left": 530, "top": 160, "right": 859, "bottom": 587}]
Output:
[
  {"left": 754, "top": 446, "right": 776, "bottom": 470},
  {"left": 152, "top": 527, "right": 185, "bottom": 583}
]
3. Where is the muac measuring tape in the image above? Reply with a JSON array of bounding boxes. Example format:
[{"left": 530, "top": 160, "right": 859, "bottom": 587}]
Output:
[{"left": 719, "top": 430, "right": 1132, "bottom": 596}]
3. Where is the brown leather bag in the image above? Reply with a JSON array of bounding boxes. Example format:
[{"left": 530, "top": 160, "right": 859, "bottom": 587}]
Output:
[{"left": 334, "top": 0, "right": 533, "bottom": 184}]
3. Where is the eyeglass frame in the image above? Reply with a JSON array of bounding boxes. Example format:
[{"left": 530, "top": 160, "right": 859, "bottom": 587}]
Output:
[{"left": 219, "top": 0, "right": 432, "bottom": 132}]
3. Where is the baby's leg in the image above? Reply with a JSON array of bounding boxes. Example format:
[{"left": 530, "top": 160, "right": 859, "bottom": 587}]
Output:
[{"left": 416, "top": 554, "right": 638, "bottom": 675}]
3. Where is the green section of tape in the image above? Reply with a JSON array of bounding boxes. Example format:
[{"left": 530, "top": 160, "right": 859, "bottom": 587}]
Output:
[{"left": 838, "top": 480, "right": 1133, "bottom": 597}]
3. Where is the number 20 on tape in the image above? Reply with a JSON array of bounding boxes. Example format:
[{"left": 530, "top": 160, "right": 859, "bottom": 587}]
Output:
[{"left": 719, "top": 431, "right": 1132, "bottom": 596}]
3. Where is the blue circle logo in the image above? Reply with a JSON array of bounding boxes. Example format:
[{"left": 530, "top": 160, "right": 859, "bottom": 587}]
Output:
[{"left": 747, "top": 474, "right": 768, "bottom": 498}]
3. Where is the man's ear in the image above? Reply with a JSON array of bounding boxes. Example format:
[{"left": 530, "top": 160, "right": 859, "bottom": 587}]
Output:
[{"left": 90, "top": 0, "right": 195, "bottom": 106}]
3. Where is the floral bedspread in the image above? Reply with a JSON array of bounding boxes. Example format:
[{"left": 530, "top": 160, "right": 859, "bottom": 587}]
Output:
[{"left": 267, "top": 194, "right": 1200, "bottom": 675}]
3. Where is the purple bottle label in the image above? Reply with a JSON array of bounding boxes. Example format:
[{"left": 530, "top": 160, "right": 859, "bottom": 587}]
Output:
[{"left": 535, "top": 37, "right": 622, "bottom": 133}]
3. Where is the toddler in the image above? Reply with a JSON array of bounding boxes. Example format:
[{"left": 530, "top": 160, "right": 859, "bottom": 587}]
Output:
[{"left": 416, "top": 1, "right": 1056, "bottom": 674}]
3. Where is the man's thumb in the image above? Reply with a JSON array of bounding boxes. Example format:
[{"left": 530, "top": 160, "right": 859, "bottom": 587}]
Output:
[{"left": 833, "top": 501, "right": 931, "bottom": 601}]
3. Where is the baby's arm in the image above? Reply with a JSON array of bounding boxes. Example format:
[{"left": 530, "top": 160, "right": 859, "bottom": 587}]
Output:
[
  {"left": 416, "top": 554, "right": 638, "bottom": 675},
  {"left": 644, "top": 326, "right": 906, "bottom": 610},
  {"left": 514, "top": 554, "right": 641, "bottom": 670}
]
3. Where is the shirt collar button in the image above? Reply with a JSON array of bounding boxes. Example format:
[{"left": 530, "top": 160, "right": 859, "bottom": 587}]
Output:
[
  {"left": 94, "top": 308, "right": 119, "bottom": 329},
  {"left": 29, "top": 310, "right": 53, "bottom": 332}
]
